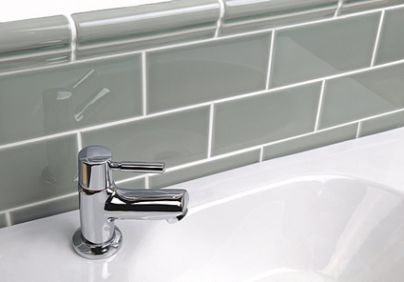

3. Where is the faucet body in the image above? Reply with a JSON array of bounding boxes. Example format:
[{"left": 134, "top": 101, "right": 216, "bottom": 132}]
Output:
[{"left": 72, "top": 145, "right": 188, "bottom": 259}]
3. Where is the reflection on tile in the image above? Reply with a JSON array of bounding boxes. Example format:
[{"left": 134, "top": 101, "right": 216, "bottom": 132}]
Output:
[
  {"left": 263, "top": 124, "right": 357, "bottom": 160},
  {"left": 341, "top": 0, "right": 404, "bottom": 14},
  {"left": 0, "top": 134, "right": 77, "bottom": 210},
  {"left": 320, "top": 63, "right": 404, "bottom": 128},
  {"left": 73, "top": 0, "right": 220, "bottom": 57},
  {"left": 0, "top": 54, "right": 142, "bottom": 145},
  {"left": 0, "top": 214, "right": 7, "bottom": 228},
  {"left": 82, "top": 107, "right": 210, "bottom": 176},
  {"left": 221, "top": 0, "right": 337, "bottom": 35},
  {"left": 376, "top": 7, "right": 404, "bottom": 64},
  {"left": 212, "top": 83, "right": 320, "bottom": 155},
  {"left": 148, "top": 33, "right": 270, "bottom": 113},
  {"left": 270, "top": 13, "right": 380, "bottom": 87},
  {"left": 149, "top": 149, "right": 260, "bottom": 189},
  {"left": 11, "top": 195, "right": 78, "bottom": 225},
  {"left": 0, "top": 15, "right": 71, "bottom": 72},
  {"left": 117, "top": 177, "right": 147, "bottom": 189},
  {"left": 360, "top": 111, "right": 404, "bottom": 137}
]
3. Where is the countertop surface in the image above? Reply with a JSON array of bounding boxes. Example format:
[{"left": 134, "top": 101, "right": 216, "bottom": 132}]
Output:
[{"left": 1, "top": 128, "right": 404, "bottom": 282}]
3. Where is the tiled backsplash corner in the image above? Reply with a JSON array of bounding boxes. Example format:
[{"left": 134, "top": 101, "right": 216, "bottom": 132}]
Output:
[{"left": 1, "top": 0, "right": 404, "bottom": 227}]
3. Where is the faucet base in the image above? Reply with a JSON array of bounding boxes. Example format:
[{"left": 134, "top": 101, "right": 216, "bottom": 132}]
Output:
[{"left": 72, "top": 227, "right": 122, "bottom": 260}]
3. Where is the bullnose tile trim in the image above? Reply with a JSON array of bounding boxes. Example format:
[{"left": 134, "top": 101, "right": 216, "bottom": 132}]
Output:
[{"left": 0, "top": 15, "right": 72, "bottom": 71}]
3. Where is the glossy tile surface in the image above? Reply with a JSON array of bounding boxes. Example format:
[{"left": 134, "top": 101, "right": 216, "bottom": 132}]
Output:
[
  {"left": 147, "top": 34, "right": 270, "bottom": 113},
  {"left": 0, "top": 134, "right": 77, "bottom": 210},
  {"left": 376, "top": 7, "right": 404, "bottom": 64},
  {"left": 0, "top": 16, "right": 70, "bottom": 54},
  {"left": 72, "top": 0, "right": 220, "bottom": 57},
  {"left": 221, "top": 0, "right": 337, "bottom": 35},
  {"left": 320, "top": 63, "right": 404, "bottom": 128},
  {"left": 2, "top": 1, "right": 404, "bottom": 227},
  {"left": 270, "top": 13, "right": 380, "bottom": 87},
  {"left": 0, "top": 15, "right": 71, "bottom": 71},
  {"left": 360, "top": 111, "right": 404, "bottom": 136},
  {"left": 117, "top": 178, "right": 147, "bottom": 189},
  {"left": 149, "top": 149, "right": 260, "bottom": 188},
  {"left": 0, "top": 214, "right": 7, "bottom": 228},
  {"left": 0, "top": 54, "right": 142, "bottom": 145},
  {"left": 11, "top": 195, "right": 78, "bottom": 225},
  {"left": 82, "top": 107, "right": 210, "bottom": 172},
  {"left": 341, "top": 0, "right": 404, "bottom": 14},
  {"left": 212, "top": 83, "right": 320, "bottom": 155},
  {"left": 263, "top": 124, "right": 357, "bottom": 160}
]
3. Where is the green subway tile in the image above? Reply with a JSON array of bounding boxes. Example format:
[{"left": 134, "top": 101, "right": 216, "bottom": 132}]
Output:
[
  {"left": 82, "top": 107, "right": 210, "bottom": 177},
  {"left": 341, "top": 0, "right": 404, "bottom": 14},
  {"left": 270, "top": 13, "right": 380, "bottom": 87},
  {"left": 360, "top": 112, "right": 404, "bottom": 137},
  {"left": 320, "top": 63, "right": 404, "bottom": 128},
  {"left": 149, "top": 149, "right": 260, "bottom": 189},
  {"left": 147, "top": 33, "right": 270, "bottom": 113},
  {"left": 0, "top": 214, "right": 7, "bottom": 228},
  {"left": 73, "top": 0, "right": 220, "bottom": 57},
  {"left": 376, "top": 7, "right": 404, "bottom": 64},
  {"left": 0, "top": 134, "right": 77, "bottom": 210},
  {"left": 0, "top": 15, "right": 72, "bottom": 72},
  {"left": 0, "top": 54, "right": 142, "bottom": 145},
  {"left": 221, "top": 0, "right": 337, "bottom": 35},
  {"left": 116, "top": 177, "right": 147, "bottom": 189},
  {"left": 212, "top": 83, "right": 321, "bottom": 155},
  {"left": 263, "top": 124, "right": 357, "bottom": 160},
  {"left": 11, "top": 195, "right": 78, "bottom": 225}
]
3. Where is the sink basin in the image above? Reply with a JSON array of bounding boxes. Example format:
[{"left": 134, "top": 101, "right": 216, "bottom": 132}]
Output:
[{"left": 2, "top": 128, "right": 404, "bottom": 282}]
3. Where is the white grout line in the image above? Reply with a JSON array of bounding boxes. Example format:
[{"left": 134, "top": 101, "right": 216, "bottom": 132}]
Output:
[
  {"left": 5, "top": 107, "right": 404, "bottom": 217},
  {"left": 356, "top": 122, "right": 362, "bottom": 138},
  {"left": 0, "top": 130, "right": 78, "bottom": 151},
  {"left": 2, "top": 54, "right": 404, "bottom": 152},
  {"left": 141, "top": 51, "right": 148, "bottom": 116},
  {"left": 334, "top": 0, "right": 344, "bottom": 17},
  {"left": 314, "top": 80, "right": 326, "bottom": 131},
  {"left": 0, "top": 3, "right": 402, "bottom": 79},
  {"left": 1, "top": 54, "right": 404, "bottom": 153},
  {"left": 165, "top": 147, "right": 260, "bottom": 173},
  {"left": 207, "top": 104, "right": 215, "bottom": 158},
  {"left": 65, "top": 14, "right": 77, "bottom": 61},
  {"left": 115, "top": 174, "right": 147, "bottom": 185},
  {"left": 259, "top": 147, "right": 264, "bottom": 162},
  {"left": 0, "top": 192, "right": 77, "bottom": 214},
  {"left": 214, "top": 0, "right": 225, "bottom": 37},
  {"left": 265, "top": 30, "right": 276, "bottom": 90},
  {"left": 76, "top": 132, "right": 83, "bottom": 152},
  {"left": 4, "top": 212, "right": 11, "bottom": 227},
  {"left": 224, "top": 5, "right": 336, "bottom": 29},
  {"left": 79, "top": 88, "right": 270, "bottom": 133},
  {"left": 371, "top": 10, "right": 385, "bottom": 67},
  {"left": 269, "top": 56, "right": 404, "bottom": 92}
]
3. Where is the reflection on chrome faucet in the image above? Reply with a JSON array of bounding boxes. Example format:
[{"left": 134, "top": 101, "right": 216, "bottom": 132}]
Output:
[{"left": 72, "top": 145, "right": 189, "bottom": 259}]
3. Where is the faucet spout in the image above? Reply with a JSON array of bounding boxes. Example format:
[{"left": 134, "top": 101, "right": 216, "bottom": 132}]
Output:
[
  {"left": 105, "top": 188, "right": 188, "bottom": 221},
  {"left": 72, "top": 145, "right": 189, "bottom": 259}
]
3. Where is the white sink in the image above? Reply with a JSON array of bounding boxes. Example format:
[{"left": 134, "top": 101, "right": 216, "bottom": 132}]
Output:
[{"left": 2, "top": 128, "right": 404, "bottom": 282}]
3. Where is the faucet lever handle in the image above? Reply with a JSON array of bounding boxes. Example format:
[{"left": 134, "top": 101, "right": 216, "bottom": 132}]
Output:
[{"left": 109, "top": 161, "right": 165, "bottom": 174}]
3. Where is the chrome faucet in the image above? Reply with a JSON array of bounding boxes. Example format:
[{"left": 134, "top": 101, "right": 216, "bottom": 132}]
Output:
[{"left": 72, "top": 145, "right": 188, "bottom": 259}]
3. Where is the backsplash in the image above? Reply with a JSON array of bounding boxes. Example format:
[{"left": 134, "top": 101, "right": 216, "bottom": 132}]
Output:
[{"left": 1, "top": 0, "right": 404, "bottom": 227}]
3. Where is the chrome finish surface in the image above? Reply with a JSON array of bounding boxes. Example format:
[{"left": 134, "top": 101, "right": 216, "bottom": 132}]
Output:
[
  {"left": 72, "top": 227, "right": 122, "bottom": 260},
  {"left": 109, "top": 161, "right": 165, "bottom": 173},
  {"left": 73, "top": 145, "right": 188, "bottom": 259}
]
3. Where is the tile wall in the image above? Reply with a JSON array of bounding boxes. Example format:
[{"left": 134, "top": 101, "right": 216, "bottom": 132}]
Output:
[{"left": 1, "top": 0, "right": 404, "bottom": 227}]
